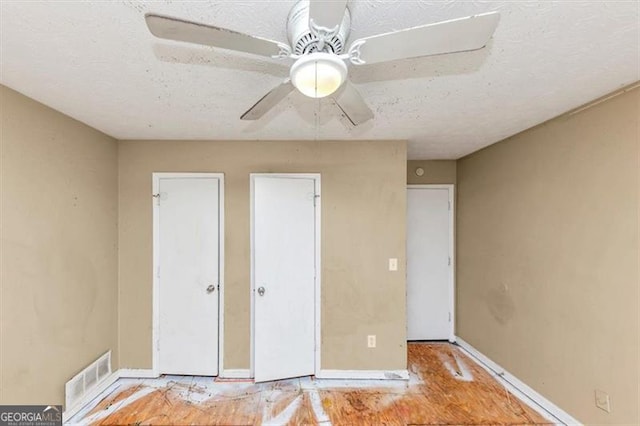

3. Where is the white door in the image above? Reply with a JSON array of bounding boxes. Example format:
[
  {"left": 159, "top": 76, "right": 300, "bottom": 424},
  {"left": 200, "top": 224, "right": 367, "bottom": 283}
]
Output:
[
  {"left": 406, "top": 187, "right": 452, "bottom": 340},
  {"left": 157, "top": 176, "right": 221, "bottom": 375},
  {"left": 253, "top": 175, "right": 317, "bottom": 383}
]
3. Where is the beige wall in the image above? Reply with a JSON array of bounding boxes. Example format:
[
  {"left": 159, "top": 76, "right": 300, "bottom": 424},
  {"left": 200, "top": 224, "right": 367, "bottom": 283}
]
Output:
[
  {"left": 118, "top": 140, "right": 407, "bottom": 371},
  {"left": 0, "top": 86, "right": 119, "bottom": 405},
  {"left": 456, "top": 87, "right": 639, "bottom": 424},
  {"left": 407, "top": 160, "right": 456, "bottom": 184}
]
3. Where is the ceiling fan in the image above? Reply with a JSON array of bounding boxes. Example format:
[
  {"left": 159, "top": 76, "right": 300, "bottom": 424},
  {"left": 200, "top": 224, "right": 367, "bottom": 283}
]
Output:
[{"left": 145, "top": 1, "right": 499, "bottom": 126}]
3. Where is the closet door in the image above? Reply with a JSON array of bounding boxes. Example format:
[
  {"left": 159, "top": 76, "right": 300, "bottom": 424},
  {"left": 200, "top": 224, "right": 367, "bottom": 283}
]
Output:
[
  {"left": 252, "top": 175, "right": 318, "bottom": 383},
  {"left": 157, "top": 176, "right": 221, "bottom": 375},
  {"left": 407, "top": 187, "right": 452, "bottom": 340}
]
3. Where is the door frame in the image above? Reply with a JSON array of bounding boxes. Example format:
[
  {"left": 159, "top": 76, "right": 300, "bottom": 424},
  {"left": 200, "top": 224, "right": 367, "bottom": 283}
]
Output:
[
  {"left": 407, "top": 184, "right": 456, "bottom": 342},
  {"left": 249, "top": 173, "right": 321, "bottom": 379},
  {"left": 152, "top": 172, "right": 225, "bottom": 375}
]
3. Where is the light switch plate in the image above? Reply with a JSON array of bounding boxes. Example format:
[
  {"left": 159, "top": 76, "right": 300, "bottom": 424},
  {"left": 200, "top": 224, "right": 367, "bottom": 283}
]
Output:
[
  {"left": 389, "top": 258, "right": 398, "bottom": 271},
  {"left": 367, "top": 335, "right": 376, "bottom": 348}
]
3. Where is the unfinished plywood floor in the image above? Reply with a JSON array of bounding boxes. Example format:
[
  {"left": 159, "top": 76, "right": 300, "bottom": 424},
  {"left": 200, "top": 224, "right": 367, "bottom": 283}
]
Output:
[{"left": 69, "top": 343, "right": 552, "bottom": 425}]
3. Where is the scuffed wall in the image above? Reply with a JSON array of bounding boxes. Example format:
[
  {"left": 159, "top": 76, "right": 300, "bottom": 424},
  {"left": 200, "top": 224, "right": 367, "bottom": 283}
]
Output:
[
  {"left": 118, "top": 140, "right": 407, "bottom": 372},
  {"left": 0, "top": 86, "right": 119, "bottom": 405},
  {"left": 456, "top": 87, "right": 639, "bottom": 424}
]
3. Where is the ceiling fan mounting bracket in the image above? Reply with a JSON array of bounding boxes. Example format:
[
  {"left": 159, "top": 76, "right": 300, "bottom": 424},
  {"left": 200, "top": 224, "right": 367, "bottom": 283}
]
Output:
[
  {"left": 309, "top": 19, "right": 339, "bottom": 53},
  {"left": 287, "top": 0, "right": 351, "bottom": 55},
  {"left": 271, "top": 42, "right": 293, "bottom": 60},
  {"left": 347, "top": 39, "right": 367, "bottom": 65}
]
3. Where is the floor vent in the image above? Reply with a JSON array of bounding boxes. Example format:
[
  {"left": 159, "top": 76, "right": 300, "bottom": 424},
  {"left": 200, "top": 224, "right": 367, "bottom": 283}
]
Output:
[{"left": 65, "top": 351, "right": 112, "bottom": 410}]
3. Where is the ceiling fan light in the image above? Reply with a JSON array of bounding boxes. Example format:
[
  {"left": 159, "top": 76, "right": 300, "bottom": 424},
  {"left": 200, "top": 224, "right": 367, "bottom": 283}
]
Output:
[{"left": 290, "top": 52, "right": 347, "bottom": 98}]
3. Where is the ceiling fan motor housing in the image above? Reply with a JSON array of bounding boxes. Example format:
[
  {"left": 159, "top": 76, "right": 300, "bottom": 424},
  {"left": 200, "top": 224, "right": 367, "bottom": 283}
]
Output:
[{"left": 287, "top": 0, "right": 351, "bottom": 55}]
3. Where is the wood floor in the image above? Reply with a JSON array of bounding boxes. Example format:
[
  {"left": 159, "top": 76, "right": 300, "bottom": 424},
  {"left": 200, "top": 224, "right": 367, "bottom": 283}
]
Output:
[{"left": 70, "top": 343, "right": 552, "bottom": 425}]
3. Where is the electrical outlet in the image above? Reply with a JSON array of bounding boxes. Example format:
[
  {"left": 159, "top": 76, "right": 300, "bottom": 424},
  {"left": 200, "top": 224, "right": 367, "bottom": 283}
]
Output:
[
  {"left": 367, "top": 335, "right": 376, "bottom": 348},
  {"left": 595, "top": 390, "right": 610, "bottom": 413},
  {"left": 388, "top": 258, "right": 398, "bottom": 271}
]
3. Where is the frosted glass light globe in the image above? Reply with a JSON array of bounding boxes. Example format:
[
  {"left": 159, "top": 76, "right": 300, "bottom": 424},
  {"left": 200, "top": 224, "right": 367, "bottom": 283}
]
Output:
[{"left": 290, "top": 52, "right": 348, "bottom": 98}]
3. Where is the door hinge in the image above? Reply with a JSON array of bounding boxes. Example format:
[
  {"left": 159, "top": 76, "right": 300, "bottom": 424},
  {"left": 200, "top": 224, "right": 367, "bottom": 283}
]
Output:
[
  {"left": 448, "top": 200, "right": 451, "bottom": 211},
  {"left": 153, "top": 193, "right": 161, "bottom": 205},
  {"left": 448, "top": 256, "right": 451, "bottom": 266},
  {"left": 313, "top": 193, "right": 320, "bottom": 207},
  {"left": 448, "top": 312, "right": 452, "bottom": 322},
  {"left": 156, "top": 266, "right": 160, "bottom": 278}
]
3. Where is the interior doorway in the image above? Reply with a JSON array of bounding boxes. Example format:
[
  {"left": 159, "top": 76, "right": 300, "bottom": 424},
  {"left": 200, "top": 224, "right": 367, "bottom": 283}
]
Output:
[
  {"left": 406, "top": 185, "right": 455, "bottom": 341},
  {"left": 152, "top": 173, "right": 224, "bottom": 375},
  {"left": 250, "top": 174, "right": 321, "bottom": 382}
]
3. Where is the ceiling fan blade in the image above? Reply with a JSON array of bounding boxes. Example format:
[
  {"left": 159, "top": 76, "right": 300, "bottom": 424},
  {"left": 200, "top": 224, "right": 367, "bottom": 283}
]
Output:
[
  {"left": 334, "top": 82, "right": 374, "bottom": 126},
  {"left": 308, "top": 0, "right": 348, "bottom": 31},
  {"left": 241, "top": 79, "right": 295, "bottom": 120},
  {"left": 350, "top": 11, "right": 500, "bottom": 65},
  {"left": 145, "top": 13, "right": 287, "bottom": 58}
]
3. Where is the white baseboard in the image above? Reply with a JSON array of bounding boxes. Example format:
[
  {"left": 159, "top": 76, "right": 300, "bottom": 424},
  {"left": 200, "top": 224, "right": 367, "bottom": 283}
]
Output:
[
  {"left": 455, "top": 337, "right": 582, "bottom": 425},
  {"left": 316, "top": 369, "right": 409, "bottom": 380},
  {"left": 64, "top": 368, "right": 159, "bottom": 422},
  {"left": 219, "top": 369, "right": 252, "bottom": 379},
  {"left": 63, "top": 371, "right": 119, "bottom": 423},
  {"left": 118, "top": 368, "right": 160, "bottom": 378}
]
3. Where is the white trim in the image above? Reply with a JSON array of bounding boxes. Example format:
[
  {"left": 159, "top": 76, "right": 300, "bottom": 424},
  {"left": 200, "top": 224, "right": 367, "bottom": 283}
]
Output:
[
  {"left": 250, "top": 176, "right": 255, "bottom": 377},
  {"left": 316, "top": 369, "right": 410, "bottom": 380},
  {"left": 219, "top": 369, "right": 252, "bottom": 379},
  {"left": 455, "top": 337, "right": 582, "bottom": 426},
  {"left": 250, "top": 173, "right": 321, "bottom": 379},
  {"left": 407, "top": 184, "right": 456, "bottom": 342},
  {"left": 313, "top": 176, "right": 322, "bottom": 377},
  {"left": 64, "top": 368, "right": 159, "bottom": 422},
  {"left": 152, "top": 175, "right": 160, "bottom": 376},
  {"left": 217, "top": 178, "right": 226, "bottom": 379},
  {"left": 63, "top": 371, "right": 119, "bottom": 422},
  {"left": 152, "top": 173, "right": 225, "bottom": 376},
  {"left": 118, "top": 368, "right": 161, "bottom": 379}
]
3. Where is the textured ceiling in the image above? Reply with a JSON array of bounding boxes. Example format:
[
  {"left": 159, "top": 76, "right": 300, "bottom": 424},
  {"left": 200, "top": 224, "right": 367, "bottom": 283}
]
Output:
[{"left": 1, "top": 1, "right": 638, "bottom": 159}]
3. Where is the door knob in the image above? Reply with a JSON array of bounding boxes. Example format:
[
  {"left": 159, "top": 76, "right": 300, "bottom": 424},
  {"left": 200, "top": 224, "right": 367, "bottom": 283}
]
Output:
[
  {"left": 206, "top": 284, "right": 216, "bottom": 293},
  {"left": 257, "top": 286, "right": 266, "bottom": 296}
]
